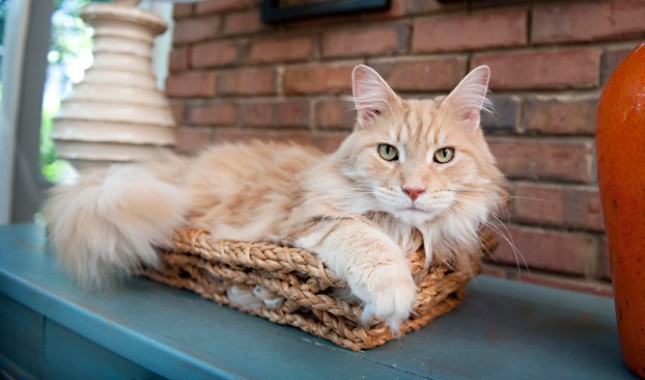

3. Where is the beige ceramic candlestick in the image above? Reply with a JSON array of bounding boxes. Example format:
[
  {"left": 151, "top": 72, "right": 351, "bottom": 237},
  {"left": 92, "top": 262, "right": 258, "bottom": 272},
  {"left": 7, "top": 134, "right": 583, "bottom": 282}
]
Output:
[{"left": 52, "top": 0, "right": 176, "bottom": 170}]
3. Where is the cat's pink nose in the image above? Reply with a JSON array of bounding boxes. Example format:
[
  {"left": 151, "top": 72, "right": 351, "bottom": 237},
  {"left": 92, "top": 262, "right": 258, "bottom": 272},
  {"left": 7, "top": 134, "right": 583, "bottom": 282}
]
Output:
[{"left": 402, "top": 187, "right": 426, "bottom": 201}]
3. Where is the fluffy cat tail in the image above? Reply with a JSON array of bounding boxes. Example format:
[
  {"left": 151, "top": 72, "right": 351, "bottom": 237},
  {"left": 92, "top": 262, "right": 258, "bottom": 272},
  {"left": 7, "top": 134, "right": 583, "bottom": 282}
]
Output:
[{"left": 43, "top": 162, "right": 189, "bottom": 288}]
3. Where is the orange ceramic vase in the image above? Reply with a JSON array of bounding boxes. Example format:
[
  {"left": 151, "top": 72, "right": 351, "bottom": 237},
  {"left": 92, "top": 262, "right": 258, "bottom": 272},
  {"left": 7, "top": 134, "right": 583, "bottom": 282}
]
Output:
[{"left": 596, "top": 40, "right": 645, "bottom": 379}]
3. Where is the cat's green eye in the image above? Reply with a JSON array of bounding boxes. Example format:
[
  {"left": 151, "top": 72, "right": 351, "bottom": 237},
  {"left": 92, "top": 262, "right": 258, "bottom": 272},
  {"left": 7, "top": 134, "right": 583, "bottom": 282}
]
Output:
[
  {"left": 434, "top": 147, "right": 455, "bottom": 164},
  {"left": 378, "top": 144, "right": 399, "bottom": 161}
]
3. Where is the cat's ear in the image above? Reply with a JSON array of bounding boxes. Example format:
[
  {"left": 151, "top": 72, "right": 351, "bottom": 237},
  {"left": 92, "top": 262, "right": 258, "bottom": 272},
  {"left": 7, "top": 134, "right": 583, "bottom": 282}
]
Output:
[
  {"left": 352, "top": 65, "right": 399, "bottom": 128},
  {"left": 443, "top": 65, "right": 491, "bottom": 131}
]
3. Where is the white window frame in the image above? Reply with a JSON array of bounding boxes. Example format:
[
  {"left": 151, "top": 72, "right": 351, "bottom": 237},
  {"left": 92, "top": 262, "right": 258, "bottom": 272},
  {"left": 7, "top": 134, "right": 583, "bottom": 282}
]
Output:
[{"left": 0, "top": 0, "right": 34, "bottom": 224}]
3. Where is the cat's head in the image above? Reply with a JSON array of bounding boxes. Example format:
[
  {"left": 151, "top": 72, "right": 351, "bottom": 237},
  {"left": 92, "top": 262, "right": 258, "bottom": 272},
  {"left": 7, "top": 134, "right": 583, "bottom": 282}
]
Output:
[{"left": 337, "top": 64, "right": 506, "bottom": 240}]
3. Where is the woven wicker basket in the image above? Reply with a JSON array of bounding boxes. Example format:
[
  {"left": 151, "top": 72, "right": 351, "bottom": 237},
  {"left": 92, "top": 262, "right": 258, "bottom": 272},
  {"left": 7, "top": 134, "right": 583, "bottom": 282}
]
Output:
[{"left": 141, "top": 229, "right": 498, "bottom": 351}]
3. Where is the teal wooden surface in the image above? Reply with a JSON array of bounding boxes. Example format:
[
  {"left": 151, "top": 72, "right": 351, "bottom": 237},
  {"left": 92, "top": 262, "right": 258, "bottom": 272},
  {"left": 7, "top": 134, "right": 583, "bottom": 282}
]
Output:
[
  {"left": 0, "top": 353, "right": 39, "bottom": 380},
  {"left": 0, "top": 294, "right": 43, "bottom": 378},
  {"left": 43, "top": 320, "right": 164, "bottom": 380},
  {"left": 0, "top": 223, "right": 638, "bottom": 380}
]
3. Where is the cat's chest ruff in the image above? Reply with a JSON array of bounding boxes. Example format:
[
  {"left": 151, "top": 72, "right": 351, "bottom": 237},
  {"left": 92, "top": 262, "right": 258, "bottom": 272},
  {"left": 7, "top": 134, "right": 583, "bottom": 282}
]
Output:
[{"left": 368, "top": 213, "right": 424, "bottom": 255}]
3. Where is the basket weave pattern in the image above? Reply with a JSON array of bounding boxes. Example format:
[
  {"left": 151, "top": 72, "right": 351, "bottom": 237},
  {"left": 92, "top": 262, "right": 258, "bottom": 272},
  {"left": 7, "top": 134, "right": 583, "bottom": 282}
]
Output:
[{"left": 141, "top": 229, "right": 498, "bottom": 351}]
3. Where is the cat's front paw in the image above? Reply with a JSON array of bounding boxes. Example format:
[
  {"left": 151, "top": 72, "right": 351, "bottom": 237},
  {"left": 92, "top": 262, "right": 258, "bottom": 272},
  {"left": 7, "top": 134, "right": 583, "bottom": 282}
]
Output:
[{"left": 353, "top": 264, "right": 417, "bottom": 334}]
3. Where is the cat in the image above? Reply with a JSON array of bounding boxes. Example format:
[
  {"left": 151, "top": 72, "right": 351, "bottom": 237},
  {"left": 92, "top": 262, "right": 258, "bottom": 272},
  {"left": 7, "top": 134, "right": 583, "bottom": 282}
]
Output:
[{"left": 43, "top": 64, "right": 506, "bottom": 332}]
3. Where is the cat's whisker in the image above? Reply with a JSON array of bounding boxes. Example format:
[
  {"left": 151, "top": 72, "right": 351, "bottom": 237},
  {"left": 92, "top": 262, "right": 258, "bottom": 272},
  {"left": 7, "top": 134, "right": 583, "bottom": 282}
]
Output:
[
  {"left": 445, "top": 188, "right": 499, "bottom": 194},
  {"left": 505, "top": 195, "right": 549, "bottom": 203},
  {"left": 482, "top": 215, "right": 530, "bottom": 278},
  {"left": 441, "top": 201, "right": 529, "bottom": 278},
  {"left": 447, "top": 184, "right": 550, "bottom": 204},
  {"left": 455, "top": 194, "right": 532, "bottom": 278},
  {"left": 443, "top": 188, "right": 511, "bottom": 200}
]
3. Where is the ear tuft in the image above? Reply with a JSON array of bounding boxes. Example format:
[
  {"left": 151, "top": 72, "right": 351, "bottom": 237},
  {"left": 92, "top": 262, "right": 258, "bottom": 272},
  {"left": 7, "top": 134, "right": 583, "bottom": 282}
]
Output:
[
  {"left": 351, "top": 65, "right": 399, "bottom": 127},
  {"left": 443, "top": 65, "right": 491, "bottom": 130}
]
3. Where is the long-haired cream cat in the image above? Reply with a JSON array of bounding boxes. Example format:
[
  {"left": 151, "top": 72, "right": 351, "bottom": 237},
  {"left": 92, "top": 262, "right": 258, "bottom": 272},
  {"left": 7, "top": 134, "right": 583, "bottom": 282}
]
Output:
[{"left": 44, "top": 64, "right": 506, "bottom": 332}]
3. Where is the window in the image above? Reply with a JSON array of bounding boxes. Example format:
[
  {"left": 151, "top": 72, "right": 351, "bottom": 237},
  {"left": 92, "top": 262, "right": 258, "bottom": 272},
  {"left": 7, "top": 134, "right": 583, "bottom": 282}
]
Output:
[
  {"left": 0, "top": 0, "right": 172, "bottom": 223},
  {"left": 0, "top": 0, "right": 51, "bottom": 223}
]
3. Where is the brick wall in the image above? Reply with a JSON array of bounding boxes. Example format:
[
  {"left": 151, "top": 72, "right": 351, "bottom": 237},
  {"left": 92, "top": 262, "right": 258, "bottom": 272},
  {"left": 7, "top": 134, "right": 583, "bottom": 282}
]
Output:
[{"left": 166, "top": 0, "right": 645, "bottom": 296}]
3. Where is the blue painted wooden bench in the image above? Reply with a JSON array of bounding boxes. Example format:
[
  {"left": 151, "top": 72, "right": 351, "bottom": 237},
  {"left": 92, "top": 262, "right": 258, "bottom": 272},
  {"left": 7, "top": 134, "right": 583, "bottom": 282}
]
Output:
[{"left": 0, "top": 223, "right": 637, "bottom": 379}]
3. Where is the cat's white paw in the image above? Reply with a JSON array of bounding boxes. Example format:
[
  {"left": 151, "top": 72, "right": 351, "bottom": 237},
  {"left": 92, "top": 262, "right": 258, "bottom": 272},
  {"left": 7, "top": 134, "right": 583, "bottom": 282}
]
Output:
[{"left": 352, "top": 264, "right": 417, "bottom": 334}]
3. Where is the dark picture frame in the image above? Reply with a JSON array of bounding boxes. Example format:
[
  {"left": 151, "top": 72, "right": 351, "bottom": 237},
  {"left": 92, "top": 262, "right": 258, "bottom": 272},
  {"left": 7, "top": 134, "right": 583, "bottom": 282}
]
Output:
[{"left": 261, "top": 0, "right": 390, "bottom": 24}]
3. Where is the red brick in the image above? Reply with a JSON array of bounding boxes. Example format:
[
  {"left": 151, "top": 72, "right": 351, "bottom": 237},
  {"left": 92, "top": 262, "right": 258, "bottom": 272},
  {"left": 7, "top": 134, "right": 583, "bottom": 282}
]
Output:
[
  {"left": 283, "top": 63, "right": 354, "bottom": 95},
  {"left": 190, "top": 103, "right": 237, "bottom": 126},
  {"left": 473, "top": 48, "right": 600, "bottom": 90},
  {"left": 192, "top": 41, "right": 240, "bottom": 68},
  {"left": 242, "top": 101, "right": 309, "bottom": 128},
  {"left": 386, "top": 0, "right": 466, "bottom": 17},
  {"left": 570, "top": 188, "right": 604, "bottom": 230},
  {"left": 166, "top": 72, "right": 217, "bottom": 98},
  {"left": 512, "top": 183, "right": 563, "bottom": 227},
  {"left": 322, "top": 23, "right": 409, "bottom": 58},
  {"left": 412, "top": 9, "right": 527, "bottom": 53},
  {"left": 173, "top": 16, "right": 220, "bottom": 45},
  {"left": 471, "top": 0, "right": 527, "bottom": 9},
  {"left": 480, "top": 263, "right": 510, "bottom": 279},
  {"left": 315, "top": 99, "right": 356, "bottom": 130},
  {"left": 369, "top": 56, "right": 467, "bottom": 92},
  {"left": 489, "top": 224, "right": 596, "bottom": 276},
  {"left": 597, "top": 236, "right": 611, "bottom": 280},
  {"left": 488, "top": 137, "right": 595, "bottom": 183},
  {"left": 522, "top": 97, "right": 598, "bottom": 135},
  {"left": 532, "top": 1, "right": 645, "bottom": 44},
  {"left": 602, "top": 46, "right": 634, "bottom": 85},
  {"left": 211, "top": 129, "right": 348, "bottom": 153},
  {"left": 508, "top": 272, "right": 613, "bottom": 297},
  {"left": 223, "top": 9, "right": 267, "bottom": 36},
  {"left": 513, "top": 183, "right": 604, "bottom": 232},
  {"left": 175, "top": 127, "right": 213, "bottom": 154},
  {"left": 218, "top": 68, "right": 277, "bottom": 96},
  {"left": 173, "top": 3, "right": 193, "bottom": 19},
  {"left": 169, "top": 47, "right": 190, "bottom": 72},
  {"left": 195, "top": 0, "right": 252, "bottom": 15},
  {"left": 481, "top": 95, "right": 520, "bottom": 132},
  {"left": 248, "top": 36, "right": 315, "bottom": 64},
  {"left": 372, "top": 0, "right": 429, "bottom": 18},
  {"left": 170, "top": 102, "right": 187, "bottom": 125}
]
